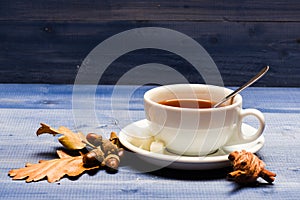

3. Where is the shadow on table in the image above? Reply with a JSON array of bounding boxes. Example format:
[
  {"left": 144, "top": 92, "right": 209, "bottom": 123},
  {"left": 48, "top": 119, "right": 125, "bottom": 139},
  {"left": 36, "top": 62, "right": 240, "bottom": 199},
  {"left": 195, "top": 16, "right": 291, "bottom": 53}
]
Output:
[
  {"left": 227, "top": 181, "right": 275, "bottom": 196},
  {"left": 121, "top": 151, "right": 276, "bottom": 195},
  {"left": 120, "top": 150, "right": 231, "bottom": 181},
  {"left": 149, "top": 166, "right": 231, "bottom": 181}
]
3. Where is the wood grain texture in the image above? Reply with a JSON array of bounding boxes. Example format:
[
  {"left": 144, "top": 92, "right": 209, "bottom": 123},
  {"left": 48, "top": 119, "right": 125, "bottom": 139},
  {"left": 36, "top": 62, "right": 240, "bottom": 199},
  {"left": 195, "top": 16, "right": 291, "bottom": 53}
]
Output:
[
  {"left": 0, "top": 1, "right": 299, "bottom": 86},
  {"left": 0, "top": 0, "right": 300, "bottom": 21},
  {"left": 0, "top": 84, "right": 300, "bottom": 199},
  {"left": 0, "top": 21, "right": 299, "bottom": 86}
]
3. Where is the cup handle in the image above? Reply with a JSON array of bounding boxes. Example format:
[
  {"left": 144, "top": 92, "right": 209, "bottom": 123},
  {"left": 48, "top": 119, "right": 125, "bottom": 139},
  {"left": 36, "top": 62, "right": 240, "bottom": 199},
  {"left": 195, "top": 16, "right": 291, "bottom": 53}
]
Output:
[{"left": 225, "top": 108, "right": 265, "bottom": 146}]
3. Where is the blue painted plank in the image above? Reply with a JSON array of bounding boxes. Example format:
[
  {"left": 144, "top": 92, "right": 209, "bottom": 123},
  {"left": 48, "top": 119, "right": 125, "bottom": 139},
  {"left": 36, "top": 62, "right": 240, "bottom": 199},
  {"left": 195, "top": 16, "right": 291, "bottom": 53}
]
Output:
[
  {"left": 0, "top": 84, "right": 300, "bottom": 199},
  {"left": 0, "top": 84, "right": 299, "bottom": 112}
]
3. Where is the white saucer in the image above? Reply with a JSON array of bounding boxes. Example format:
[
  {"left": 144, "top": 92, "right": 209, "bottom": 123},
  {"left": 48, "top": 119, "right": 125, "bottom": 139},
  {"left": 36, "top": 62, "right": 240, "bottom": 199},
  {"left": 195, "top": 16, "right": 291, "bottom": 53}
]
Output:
[{"left": 119, "top": 119, "right": 265, "bottom": 170}]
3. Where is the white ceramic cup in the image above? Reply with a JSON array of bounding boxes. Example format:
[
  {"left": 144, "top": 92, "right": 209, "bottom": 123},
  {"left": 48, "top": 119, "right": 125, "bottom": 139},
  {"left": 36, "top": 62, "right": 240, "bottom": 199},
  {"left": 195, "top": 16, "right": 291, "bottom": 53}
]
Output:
[{"left": 144, "top": 84, "right": 265, "bottom": 156}]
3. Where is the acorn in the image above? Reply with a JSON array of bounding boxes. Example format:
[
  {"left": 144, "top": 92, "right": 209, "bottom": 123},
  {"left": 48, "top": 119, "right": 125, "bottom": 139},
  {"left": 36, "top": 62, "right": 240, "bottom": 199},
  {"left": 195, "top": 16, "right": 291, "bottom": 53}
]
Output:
[
  {"left": 105, "top": 154, "right": 120, "bottom": 170},
  {"left": 82, "top": 148, "right": 104, "bottom": 167},
  {"left": 86, "top": 133, "right": 103, "bottom": 147}
]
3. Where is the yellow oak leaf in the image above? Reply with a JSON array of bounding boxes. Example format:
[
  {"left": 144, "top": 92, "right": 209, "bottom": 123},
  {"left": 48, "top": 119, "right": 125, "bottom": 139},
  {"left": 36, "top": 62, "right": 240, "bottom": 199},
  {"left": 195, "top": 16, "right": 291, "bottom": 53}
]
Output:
[
  {"left": 36, "top": 123, "right": 86, "bottom": 150},
  {"left": 9, "top": 150, "right": 99, "bottom": 183}
]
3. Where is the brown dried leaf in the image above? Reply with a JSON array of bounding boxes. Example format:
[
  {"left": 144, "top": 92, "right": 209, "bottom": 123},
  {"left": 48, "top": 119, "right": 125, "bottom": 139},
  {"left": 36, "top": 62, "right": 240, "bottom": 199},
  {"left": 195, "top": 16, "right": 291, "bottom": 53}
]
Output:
[
  {"left": 9, "top": 150, "right": 99, "bottom": 183},
  {"left": 110, "top": 131, "right": 123, "bottom": 148},
  {"left": 37, "top": 123, "right": 86, "bottom": 150}
]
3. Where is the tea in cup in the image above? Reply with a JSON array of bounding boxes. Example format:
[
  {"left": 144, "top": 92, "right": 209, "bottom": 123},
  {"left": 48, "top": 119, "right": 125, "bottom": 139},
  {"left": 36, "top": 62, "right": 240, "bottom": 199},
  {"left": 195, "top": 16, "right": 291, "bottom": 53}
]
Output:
[{"left": 143, "top": 84, "right": 265, "bottom": 156}]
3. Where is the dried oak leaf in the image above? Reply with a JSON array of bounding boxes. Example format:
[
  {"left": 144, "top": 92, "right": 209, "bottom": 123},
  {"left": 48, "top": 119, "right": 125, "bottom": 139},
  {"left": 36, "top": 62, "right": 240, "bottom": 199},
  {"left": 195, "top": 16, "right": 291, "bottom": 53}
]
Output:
[
  {"left": 36, "top": 123, "right": 86, "bottom": 150},
  {"left": 9, "top": 150, "right": 99, "bottom": 183}
]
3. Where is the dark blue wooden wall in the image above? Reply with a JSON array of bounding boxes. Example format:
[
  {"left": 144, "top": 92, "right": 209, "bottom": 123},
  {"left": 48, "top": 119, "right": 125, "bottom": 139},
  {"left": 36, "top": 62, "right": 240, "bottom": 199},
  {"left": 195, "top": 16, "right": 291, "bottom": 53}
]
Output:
[{"left": 0, "top": 0, "right": 299, "bottom": 86}]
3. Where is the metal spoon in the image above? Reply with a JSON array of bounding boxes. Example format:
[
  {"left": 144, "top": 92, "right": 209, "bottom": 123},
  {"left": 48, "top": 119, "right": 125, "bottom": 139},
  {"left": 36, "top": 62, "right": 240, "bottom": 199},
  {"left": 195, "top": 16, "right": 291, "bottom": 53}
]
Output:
[{"left": 213, "top": 66, "right": 269, "bottom": 108}]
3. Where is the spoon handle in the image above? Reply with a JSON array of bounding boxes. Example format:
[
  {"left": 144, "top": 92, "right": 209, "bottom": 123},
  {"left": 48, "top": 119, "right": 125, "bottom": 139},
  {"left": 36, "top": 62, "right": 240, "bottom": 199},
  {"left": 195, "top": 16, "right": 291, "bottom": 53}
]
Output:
[{"left": 213, "top": 66, "right": 269, "bottom": 108}]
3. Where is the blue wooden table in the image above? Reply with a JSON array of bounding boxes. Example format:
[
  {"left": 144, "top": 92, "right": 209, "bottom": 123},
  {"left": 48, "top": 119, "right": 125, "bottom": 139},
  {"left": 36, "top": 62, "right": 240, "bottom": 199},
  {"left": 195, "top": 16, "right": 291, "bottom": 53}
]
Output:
[{"left": 0, "top": 84, "right": 299, "bottom": 199}]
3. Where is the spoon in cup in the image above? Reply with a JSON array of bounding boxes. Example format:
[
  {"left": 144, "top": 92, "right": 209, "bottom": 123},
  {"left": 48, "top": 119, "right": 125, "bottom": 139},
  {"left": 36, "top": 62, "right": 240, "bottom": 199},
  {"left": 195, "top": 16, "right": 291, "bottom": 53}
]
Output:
[{"left": 213, "top": 66, "right": 269, "bottom": 108}]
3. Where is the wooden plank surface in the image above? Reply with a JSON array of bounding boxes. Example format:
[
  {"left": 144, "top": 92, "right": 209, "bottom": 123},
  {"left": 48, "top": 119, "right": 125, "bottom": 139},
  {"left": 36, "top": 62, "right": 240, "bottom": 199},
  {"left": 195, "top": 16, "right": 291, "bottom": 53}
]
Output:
[
  {"left": 0, "top": 21, "right": 299, "bottom": 86},
  {"left": 0, "top": 0, "right": 299, "bottom": 86},
  {"left": 0, "top": 0, "right": 299, "bottom": 21},
  {"left": 0, "top": 84, "right": 300, "bottom": 199}
]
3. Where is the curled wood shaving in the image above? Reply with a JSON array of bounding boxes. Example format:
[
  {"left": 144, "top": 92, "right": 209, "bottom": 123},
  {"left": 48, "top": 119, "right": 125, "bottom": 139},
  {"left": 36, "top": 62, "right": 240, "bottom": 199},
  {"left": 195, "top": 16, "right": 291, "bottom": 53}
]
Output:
[{"left": 228, "top": 150, "right": 276, "bottom": 184}]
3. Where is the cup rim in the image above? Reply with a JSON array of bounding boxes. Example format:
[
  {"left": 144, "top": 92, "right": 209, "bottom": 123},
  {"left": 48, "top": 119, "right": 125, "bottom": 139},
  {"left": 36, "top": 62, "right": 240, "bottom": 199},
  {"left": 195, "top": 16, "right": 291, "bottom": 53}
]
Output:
[{"left": 144, "top": 84, "right": 242, "bottom": 112}]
